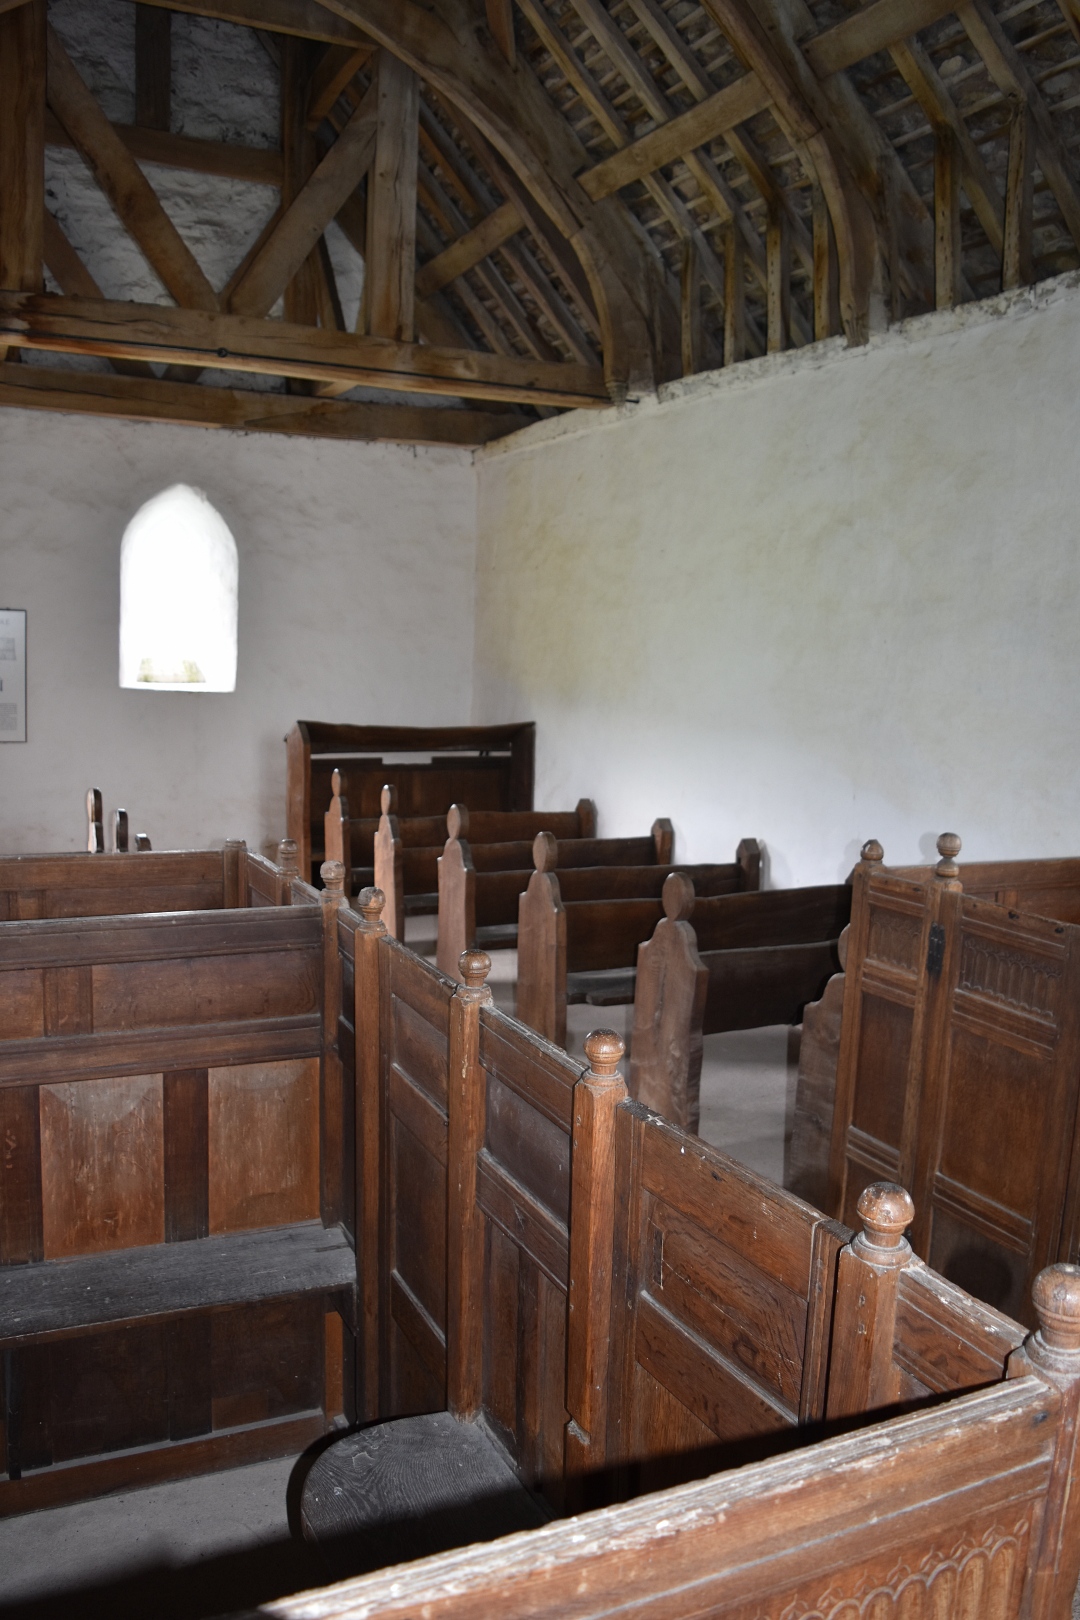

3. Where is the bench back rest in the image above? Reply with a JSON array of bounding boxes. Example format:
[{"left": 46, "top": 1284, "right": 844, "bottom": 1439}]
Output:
[
  {"left": 0, "top": 846, "right": 246, "bottom": 920},
  {"left": 893, "top": 845, "right": 1080, "bottom": 925},
  {"left": 829, "top": 845, "right": 1080, "bottom": 1325}
]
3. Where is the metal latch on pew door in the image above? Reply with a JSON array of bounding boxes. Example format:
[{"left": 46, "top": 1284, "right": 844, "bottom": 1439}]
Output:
[{"left": 926, "top": 923, "right": 946, "bottom": 976}]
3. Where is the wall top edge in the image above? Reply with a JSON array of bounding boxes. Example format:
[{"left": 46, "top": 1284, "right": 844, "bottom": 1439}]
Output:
[{"left": 478, "top": 269, "right": 1080, "bottom": 466}]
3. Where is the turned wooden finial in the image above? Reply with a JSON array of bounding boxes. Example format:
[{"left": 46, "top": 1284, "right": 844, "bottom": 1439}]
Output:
[
  {"left": 584, "top": 1029, "right": 625, "bottom": 1078},
  {"left": 936, "top": 832, "right": 962, "bottom": 882},
  {"left": 533, "top": 830, "right": 558, "bottom": 873},
  {"left": 380, "top": 784, "right": 396, "bottom": 817},
  {"left": 662, "top": 870, "right": 695, "bottom": 922},
  {"left": 857, "top": 1182, "right": 914, "bottom": 1251},
  {"left": 357, "top": 886, "right": 385, "bottom": 926},
  {"left": 1032, "top": 1264, "right": 1080, "bottom": 1353},
  {"left": 331, "top": 768, "right": 344, "bottom": 799},
  {"left": 87, "top": 787, "right": 104, "bottom": 853},
  {"left": 135, "top": 832, "right": 152, "bottom": 851},
  {"left": 447, "top": 803, "right": 469, "bottom": 840},
  {"left": 321, "top": 860, "right": 346, "bottom": 898},
  {"left": 459, "top": 949, "right": 492, "bottom": 989},
  {"left": 114, "top": 809, "right": 129, "bottom": 853},
  {"left": 861, "top": 838, "right": 884, "bottom": 865},
  {"left": 277, "top": 838, "right": 299, "bottom": 877}
]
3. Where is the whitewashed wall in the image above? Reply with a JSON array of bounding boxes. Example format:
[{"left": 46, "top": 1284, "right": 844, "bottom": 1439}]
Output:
[
  {"left": 0, "top": 410, "right": 476, "bottom": 853},
  {"left": 472, "top": 275, "right": 1080, "bottom": 886}
]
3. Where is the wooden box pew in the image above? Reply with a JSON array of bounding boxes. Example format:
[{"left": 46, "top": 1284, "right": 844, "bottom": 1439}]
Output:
[
  {"left": 0, "top": 841, "right": 250, "bottom": 922},
  {"left": 299, "top": 916, "right": 1080, "bottom": 1618},
  {"left": 370, "top": 788, "right": 603, "bottom": 938},
  {"left": 436, "top": 822, "right": 759, "bottom": 982},
  {"left": 0, "top": 861, "right": 357, "bottom": 1513},
  {"left": 629, "top": 870, "right": 851, "bottom": 1133},
  {"left": 514, "top": 833, "right": 761, "bottom": 1047},
  {"left": 784, "top": 833, "right": 1080, "bottom": 1329},
  {"left": 287, "top": 720, "right": 536, "bottom": 885}
]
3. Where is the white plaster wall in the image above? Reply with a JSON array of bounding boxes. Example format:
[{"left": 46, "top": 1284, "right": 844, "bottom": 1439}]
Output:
[
  {"left": 472, "top": 276, "right": 1080, "bottom": 886},
  {"left": 0, "top": 409, "right": 476, "bottom": 853}
]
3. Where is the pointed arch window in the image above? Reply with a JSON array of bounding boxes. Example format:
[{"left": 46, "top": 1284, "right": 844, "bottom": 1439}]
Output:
[{"left": 119, "top": 485, "right": 238, "bottom": 692}]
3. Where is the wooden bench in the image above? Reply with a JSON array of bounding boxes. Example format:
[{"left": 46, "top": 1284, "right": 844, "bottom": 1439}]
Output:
[
  {"left": 786, "top": 834, "right": 1080, "bottom": 1328},
  {"left": 435, "top": 817, "right": 747, "bottom": 980},
  {"left": 629, "top": 870, "right": 850, "bottom": 1131},
  {"left": 287, "top": 721, "right": 536, "bottom": 884},
  {"left": 0, "top": 853, "right": 356, "bottom": 1513},
  {"left": 514, "top": 832, "right": 760, "bottom": 1046},
  {"left": 290, "top": 910, "right": 1080, "bottom": 1618}
]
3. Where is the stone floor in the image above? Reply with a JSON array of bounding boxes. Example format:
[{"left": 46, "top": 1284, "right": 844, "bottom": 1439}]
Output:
[{"left": 2, "top": 924, "right": 1075, "bottom": 1618}]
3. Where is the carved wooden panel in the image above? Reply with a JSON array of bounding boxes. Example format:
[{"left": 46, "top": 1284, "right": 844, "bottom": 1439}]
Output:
[
  {"left": 39, "top": 1075, "right": 164, "bottom": 1258},
  {"left": 207, "top": 1058, "right": 320, "bottom": 1233}
]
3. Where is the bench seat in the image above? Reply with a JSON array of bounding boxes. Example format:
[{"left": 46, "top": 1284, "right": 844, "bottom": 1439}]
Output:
[{"left": 0, "top": 1220, "right": 355, "bottom": 1347}]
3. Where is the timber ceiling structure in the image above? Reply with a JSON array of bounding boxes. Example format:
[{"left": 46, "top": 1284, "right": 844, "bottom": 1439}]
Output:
[{"left": 0, "top": 0, "right": 1078, "bottom": 446}]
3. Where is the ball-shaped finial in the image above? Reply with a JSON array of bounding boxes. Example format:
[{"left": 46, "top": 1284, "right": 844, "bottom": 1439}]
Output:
[
  {"left": 861, "top": 839, "right": 884, "bottom": 865},
  {"left": 584, "top": 1029, "right": 625, "bottom": 1077},
  {"left": 662, "top": 870, "right": 695, "bottom": 922},
  {"left": 936, "top": 832, "right": 961, "bottom": 881},
  {"left": 533, "top": 830, "right": 558, "bottom": 873},
  {"left": 857, "top": 1182, "right": 914, "bottom": 1249},
  {"left": 1032, "top": 1264, "right": 1080, "bottom": 1352},
  {"left": 277, "top": 837, "right": 299, "bottom": 876},
  {"left": 357, "top": 886, "right": 385, "bottom": 924},
  {"left": 331, "top": 768, "right": 343, "bottom": 798},
  {"left": 321, "top": 860, "right": 345, "bottom": 896},
  {"left": 380, "top": 784, "right": 395, "bottom": 817},
  {"left": 459, "top": 949, "right": 492, "bottom": 989}
]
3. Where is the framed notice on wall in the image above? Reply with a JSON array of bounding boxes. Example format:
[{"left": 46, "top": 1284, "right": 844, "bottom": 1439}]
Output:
[{"left": 0, "top": 609, "right": 26, "bottom": 742}]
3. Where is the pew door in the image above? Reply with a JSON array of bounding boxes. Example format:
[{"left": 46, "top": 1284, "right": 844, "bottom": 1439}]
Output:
[{"left": 608, "top": 1106, "right": 845, "bottom": 1496}]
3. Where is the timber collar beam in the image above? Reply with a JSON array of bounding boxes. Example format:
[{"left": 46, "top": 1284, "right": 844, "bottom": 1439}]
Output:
[{"left": 0, "top": 294, "right": 610, "bottom": 409}]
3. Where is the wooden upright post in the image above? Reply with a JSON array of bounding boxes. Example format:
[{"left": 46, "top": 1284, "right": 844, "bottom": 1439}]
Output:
[
  {"left": 135, "top": 4, "right": 171, "bottom": 132},
  {"left": 724, "top": 225, "right": 745, "bottom": 365},
  {"left": 1019, "top": 1264, "right": 1080, "bottom": 1619},
  {"left": 222, "top": 837, "right": 245, "bottom": 908},
  {"left": 766, "top": 202, "right": 790, "bottom": 354},
  {"left": 436, "top": 806, "right": 476, "bottom": 982},
  {"left": 680, "top": 238, "right": 701, "bottom": 378},
  {"left": 364, "top": 50, "right": 419, "bottom": 342},
  {"left": 353, "top": 886, "right": 386, "bottom": 1421},
  {"left": 516, "top": 832, "right": 566, "bottom": 1046},
  {"left": 565, "top": 1031, "right": 628, "bottom": 1488},
  {"left": 934, "top": 128, "right": 963, "bottom": 310},
  {"left": 276, "top": 837, "right": 300, "bottom": 905},
  {"left": 812, "top": 183, "right": 840, "bottom": 341},
  {"left": 447, "top": 950, "right": 493, "bottom": 1421},
  {"left": 1003, "top": 98, "right": 1034, "bottom": 291},
  {"left": 373, "top": 784, "right": 404, "bottom": 942},
  {"left": 826, "top": 1182, "right": 916, "bottom": 1420},
  {"left": 0, "top": 0, "right": 45, "bottom": 298},
  {"left": 319, "top": 860, "right": 349, "bottom": 1227},
  {"left": 86, "top": 788, "right": 104, "bottom": 853}
]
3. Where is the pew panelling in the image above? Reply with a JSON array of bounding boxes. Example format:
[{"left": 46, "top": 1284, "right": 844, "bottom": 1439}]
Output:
[
  {"left": 0, "top": 843, "right": 247, "bottom": 921},
  {"left": 630, "top": 873, "right": 850, "bottom": 1132},
  {"left": 0, "top": 873, "right": 356, "bottom": 1511},
  {"left": 290, "top": 923, "right": 1080, "bottom": 1620},
  {"left": 287, "top": 721, "right": 536, "bottom": 885},
  {"left": 826, "top": 846, "right": 1080, "bottom": 1326}
]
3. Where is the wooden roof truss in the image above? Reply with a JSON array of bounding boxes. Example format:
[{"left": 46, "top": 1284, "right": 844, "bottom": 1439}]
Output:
[{"left": 0, "top": 0, "right": 1076, "bottom": 444}]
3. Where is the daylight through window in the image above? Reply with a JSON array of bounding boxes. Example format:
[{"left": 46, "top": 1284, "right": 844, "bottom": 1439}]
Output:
[{"left": 119, "top": 484, "right": 238, "bottom": 693}]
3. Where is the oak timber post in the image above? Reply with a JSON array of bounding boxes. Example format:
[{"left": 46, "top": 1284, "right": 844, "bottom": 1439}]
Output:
[
  {"left": 825, "top": 1181, "right": 916, "bottom": 1419},
  {"left": 353, "top": 885, "right": 387, "bottom": 1421},
  {"left": 446, "top": 949, "right": 493, "bottom": 1421},
  {"left": 566, "top": 1031, "right": 628, "bottom": 1491}
]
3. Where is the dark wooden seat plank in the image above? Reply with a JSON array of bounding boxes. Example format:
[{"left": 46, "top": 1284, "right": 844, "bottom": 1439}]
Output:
[
  {"left": 0, "top": 1219, "right": 355, "bottom": 1345},
  {"left": 300, "top": 1411, "right": 546, "bottom": 1568}
]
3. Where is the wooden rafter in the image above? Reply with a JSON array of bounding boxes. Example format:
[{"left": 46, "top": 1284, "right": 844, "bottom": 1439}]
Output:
[
  {"left": 415, "top": 201, "right": 523, "bottom": 299},
  {"left": 306, "top": 42, "right": 373, "bottom": 128},
  {"left": 0, "top": 292, "right": 609, "bottom": 407},
  {"left": 0, "top": 0, "right": 45, "bottom": 298},
  {"left": 45, "top": 111, "right": 283, "bottom": 186}
]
